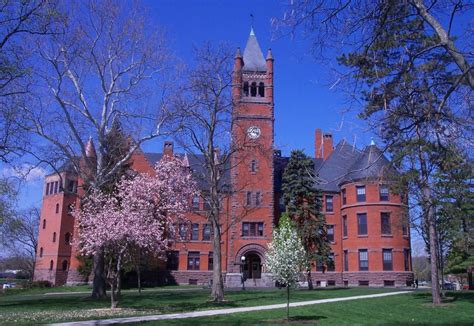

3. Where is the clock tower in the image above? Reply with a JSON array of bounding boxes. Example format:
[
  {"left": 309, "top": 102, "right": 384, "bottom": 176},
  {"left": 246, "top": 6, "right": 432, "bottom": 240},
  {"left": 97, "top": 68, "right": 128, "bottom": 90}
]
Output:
[{"left": 227, "top": 28, "right": 274, "bottom": 286}]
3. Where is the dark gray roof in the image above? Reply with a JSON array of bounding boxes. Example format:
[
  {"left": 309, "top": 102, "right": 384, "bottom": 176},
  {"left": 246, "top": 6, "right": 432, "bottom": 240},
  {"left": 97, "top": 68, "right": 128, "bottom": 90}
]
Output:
[
  {"left": 242, "top": 28, "right": 266, "bottom": 72},
  {"left": 315, "top": 141, "right": 362, "bottom": 192},
  {"left": 338, "top": 144, "right": 394, "bottom": 185},
  {"left": 144, "top": 152, "right": 231, "bottom": 192}
]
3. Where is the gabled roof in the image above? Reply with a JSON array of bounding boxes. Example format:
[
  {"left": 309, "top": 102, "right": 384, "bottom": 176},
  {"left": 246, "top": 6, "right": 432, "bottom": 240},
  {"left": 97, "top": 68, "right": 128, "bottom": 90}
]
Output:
[{"left": 242, "top": 28, "right": 267, "bottom": 72}]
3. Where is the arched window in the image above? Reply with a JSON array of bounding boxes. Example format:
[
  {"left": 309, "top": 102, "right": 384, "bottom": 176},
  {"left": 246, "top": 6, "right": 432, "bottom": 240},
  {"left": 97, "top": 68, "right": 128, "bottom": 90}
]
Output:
[
  {"left": 43, "top": 219, "right": 46, "bottom": 229},
  {"left": 62, "top": 260, "right": 68, "bottom": 271},
  {"left": 49, "top": 260, "right": 54, "bottom": 270},
  {"left": 53, "top": 232, "right": 56, "bottom": 242},
  {"left": 251, "top": 160, "right": 256, "bottom": 173},
  {"left": 258, "top": 82, "right": 265, "bottom": 97},
  {"left": 65, "top": 232, "right": 71, "bottom": 245},
  {"left": 55, "top": 203, "right": 59, "bottom": 214},
  {"left": 250, "top": 82, "right": 257, "bottom": 97},
  {"left": 243, "top": 81, "right": 249, "bottom": 96},
  {"left": 39, "top": 247, "right": 43, "bottom": 257}
]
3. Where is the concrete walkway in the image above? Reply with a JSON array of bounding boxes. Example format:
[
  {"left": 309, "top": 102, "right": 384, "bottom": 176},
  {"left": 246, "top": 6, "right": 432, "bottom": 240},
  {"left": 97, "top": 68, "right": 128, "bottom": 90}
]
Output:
[{"left": 48, "top": 291, "right": 411, "bottom": 325}]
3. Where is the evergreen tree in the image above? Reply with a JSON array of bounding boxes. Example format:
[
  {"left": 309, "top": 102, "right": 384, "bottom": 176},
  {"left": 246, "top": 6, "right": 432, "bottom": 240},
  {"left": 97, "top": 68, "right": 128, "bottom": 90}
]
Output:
[
  {"left": 282, "top": 149, "right": 331, "bottom": 290},
  {"left": 338, "top": 2, "right": 472, "bottom": 304}
]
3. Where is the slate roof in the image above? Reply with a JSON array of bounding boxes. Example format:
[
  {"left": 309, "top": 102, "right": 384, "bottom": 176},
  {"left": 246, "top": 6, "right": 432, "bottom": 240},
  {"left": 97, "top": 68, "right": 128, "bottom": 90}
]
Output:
[
  {"left": 242, "top": 28, "right": 267, "bottom": 72},
  {"left": 144, "top": 152, "right": 231, "bottom": 192}
]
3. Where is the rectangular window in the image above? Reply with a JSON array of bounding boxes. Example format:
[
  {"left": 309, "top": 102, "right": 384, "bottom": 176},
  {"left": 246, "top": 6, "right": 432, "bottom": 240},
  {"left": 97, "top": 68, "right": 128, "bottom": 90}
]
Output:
[
  {"left": 342, "top": 189, "right": 347, "bottom": 205},
  {"left": 383, "top": 249, "right": 393, "bottom": 271},
  {"left": 316, "top": 260, "right": 324, "bottom": 272},
  {"left": 325, "top": 195, "right": 333, "bottom": 212},
  {"left": 242, "top": 222, "right": 264, "bottom": 237},
  {"left": 203, "top": 199, "right": 211, "bottom": 211},
  {"left": 46, "top": 183, "right": 50, "bottom": 196},
  {"left": 208, "top": 252, "right": 213, "bottom": 271},
  {"left": 191, "top": 223, "right": 199, "bottom": 241},
  {"left": 381, "top": 212, "right": 391, "bottom": 235},
  {"left": 327, "top": 253, "right": 335, "bottom": 272},
  {"left": 166, "top": 251, "right": 179, "bottom": 270},
  {"left": 327, "top": 225, "right": 334, "bottom": 242},
  {"left": 356, "top": 186, "right": 366, "bottom": 202},
  {"left": 192, "top": 195, "right": 200, "bottom": 210},
  {"left": 357, "top": 213, "right": 367, "bottom": 235},
  {"left": 379, "top": 185, "right": 389, "bottom": 201},
  {"left": 402, "top": 217, "right": 408, "bottom": 236},
  {"left": 187, "top": 251, "right": 200, "bottom": 270},
  {"left": 179, "top": 223, "right": 188, "bottom": 240},
  {"left": 343, "top": 216, "right": 348, "bottom": 237},
  {"left": 255, "top": 192, "right": 261, "bottom": 206},
  {"left": 359, "top": 249, "right": 368, "bottom": 271},
  {"left": 246, "top": 192, "right": 252, "bottom": 206},
  {"left": 359, "top": 280, "right": 369, "bottom": 286},
  {"left": 202, "top": 224, "right": 211, "bottom": 241},
  {"left": 344, "top": 250, "right": 349, "bottom": 271},
  {"left": 404, "top": 249, "right": 410, "bottom": 271}
]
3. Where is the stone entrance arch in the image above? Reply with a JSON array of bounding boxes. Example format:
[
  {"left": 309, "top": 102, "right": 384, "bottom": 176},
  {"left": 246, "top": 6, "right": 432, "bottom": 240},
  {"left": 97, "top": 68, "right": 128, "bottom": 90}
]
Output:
[{"left": 234, "top": 244, "right": 267, "bottom": 279}]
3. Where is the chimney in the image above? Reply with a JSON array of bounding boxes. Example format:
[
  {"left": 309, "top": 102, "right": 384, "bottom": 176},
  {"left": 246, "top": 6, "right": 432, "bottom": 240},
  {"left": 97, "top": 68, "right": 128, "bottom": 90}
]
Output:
[
  {"left": 315, "top": 129, "right": 323, "bottom": 159},
  {"left": 163, "top": 141, "right": 174, "bottom": 157},
  {"left": 323, "top": 133, "right": 334, "bottom": 160}
]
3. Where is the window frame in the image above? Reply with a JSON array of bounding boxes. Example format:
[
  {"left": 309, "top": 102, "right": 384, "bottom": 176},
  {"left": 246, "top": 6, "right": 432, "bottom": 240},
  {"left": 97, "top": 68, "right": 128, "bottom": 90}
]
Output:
[
  {"left": 327, "top": 224, "right": 334, "bottom": 243},
  {"left": 187, "top": 251, "right": 200, "bottom": 270},
  {"left": 379, "top": 185, "right": 390, "bottom": 201},
  {"left": 357, "top": 213, "right": 368, "bottom": 236},
  {"left": 381, "top": 212, "right": 392, "bottom": 235},
  {"left": 343, "top": 215, "right": 348, "bottom": 237},
  {"left": 242, "top": 222, "right": 264, "bottom": 237},
  {"left": 191, "top": 223, "right": 199, "bottom": 241},
  {"left": 343, "top": 250, "right": 349, "bottom": 271},
  {"left": 342, "top": 188, "right": 347, "bottom": 205},
  {"left": 383, "top": 249, "right": 393, "bottom": 271},
  {"left": 359, "top": 249, "right": 369, "bottom": 271},
  {"left": 325, "top": 195, "right": 333, "bottom": 212},
  {"left": 356, "top": 185, "right": 366, "bottom": 202},
  {"left": 202, "top": 224, "right": 211, "bottom": 241}
]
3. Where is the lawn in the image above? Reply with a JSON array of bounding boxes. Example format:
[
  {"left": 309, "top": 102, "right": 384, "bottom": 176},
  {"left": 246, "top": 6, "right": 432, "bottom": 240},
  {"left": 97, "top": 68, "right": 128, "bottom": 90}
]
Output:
[{"left": 1, "top": 286, "right": 402, "bottom": 325}]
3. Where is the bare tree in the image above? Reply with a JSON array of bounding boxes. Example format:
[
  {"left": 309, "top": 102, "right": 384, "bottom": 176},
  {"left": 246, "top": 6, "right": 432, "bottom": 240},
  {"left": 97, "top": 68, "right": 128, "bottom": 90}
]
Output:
[
  {"left": 23, "top": 0, "right": 176, "bottom": 298},
  {"left": 172, "top": 44, "right": 261, "bottom": 302},
  {"left": 0, "top": 207, "right": 39, "bottom": 278},
  {"left": 0, "top": 0, "right": 60, "bottom": 163}
]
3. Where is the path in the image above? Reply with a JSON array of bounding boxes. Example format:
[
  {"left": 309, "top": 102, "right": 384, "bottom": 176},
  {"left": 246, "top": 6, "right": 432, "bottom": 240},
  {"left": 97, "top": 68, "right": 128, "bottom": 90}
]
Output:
[{"left": 48, "top": 290, "right": 411, "bottom": 325}]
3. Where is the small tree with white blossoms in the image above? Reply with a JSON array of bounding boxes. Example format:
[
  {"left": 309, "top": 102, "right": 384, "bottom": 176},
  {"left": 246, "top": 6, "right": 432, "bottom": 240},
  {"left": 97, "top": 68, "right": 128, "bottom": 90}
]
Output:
[
  {"left": 265, "top": 214, "right": 306, "bottom": 321},
  {"left": 75, "top": 156, "right": 196, "bottom": 308}
]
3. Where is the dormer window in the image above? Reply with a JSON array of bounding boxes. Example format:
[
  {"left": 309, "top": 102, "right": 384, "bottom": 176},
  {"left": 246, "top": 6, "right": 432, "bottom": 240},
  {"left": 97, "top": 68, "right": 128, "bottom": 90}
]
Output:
[
  {"left": 258, "top": 82, "right": 265, "bottom": 97},
  {"left": 243, "top": 82, "right": 249, "bottom": 96},
  {"left": 250, "top": 159, "right": 256, "bottom": 173},
  {"left": 250, "top": 82, "right": 257, "bottom": 97}
]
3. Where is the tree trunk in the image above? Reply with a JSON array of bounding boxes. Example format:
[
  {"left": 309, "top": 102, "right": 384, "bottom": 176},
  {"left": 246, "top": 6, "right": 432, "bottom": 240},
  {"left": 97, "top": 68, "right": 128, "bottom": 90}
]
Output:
[
  {"left": 110, "top": 280, "right": 118, "bottom": 309},
  {"left": 211, "top": 218, "right": 224, "bottom": 302},
  {"left": 424, "top": 185, "right": 442, "bottom": 305},
  {"left": 287, "top": 285, "right": 290, "bottom": 322},
  {"left": 137, "top": 265, "right": 141, "bottom": 295},
  {"left": 92, "top": 248, "right": 107, "bottom": 299},
  {"left": 307, "top": 269, "right": 313, "bottom": 290}
]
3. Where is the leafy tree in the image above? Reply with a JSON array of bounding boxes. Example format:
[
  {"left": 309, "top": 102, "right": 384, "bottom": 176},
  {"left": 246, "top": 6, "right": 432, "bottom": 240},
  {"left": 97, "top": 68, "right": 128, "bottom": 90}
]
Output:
[
  {"left": 75, "top": 156, "right": 196, "bottom": 308},
  {"left": 265, "top": 214, "right": 306, "bottom": 322},
  {"left": 282, "top": 149, "right": 330, "bottom": 289}
]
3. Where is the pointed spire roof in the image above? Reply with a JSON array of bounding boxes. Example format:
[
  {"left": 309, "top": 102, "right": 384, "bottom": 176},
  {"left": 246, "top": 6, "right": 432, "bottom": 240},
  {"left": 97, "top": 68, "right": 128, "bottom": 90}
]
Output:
[
  {"left": 85, "top": 136, "right": 96, "bottom": 158},
  {"left": 243, "top": 27, "right": 266, "bottom": 72},
  {"left": 182, "top": 153, "right": 190, "bottom": 167}
]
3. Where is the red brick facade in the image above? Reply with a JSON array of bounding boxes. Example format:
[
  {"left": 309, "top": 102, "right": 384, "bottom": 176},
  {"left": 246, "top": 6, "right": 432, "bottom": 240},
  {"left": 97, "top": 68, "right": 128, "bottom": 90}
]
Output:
[{"left": 34, "top": 29, "right": 413, "bottom": 287}]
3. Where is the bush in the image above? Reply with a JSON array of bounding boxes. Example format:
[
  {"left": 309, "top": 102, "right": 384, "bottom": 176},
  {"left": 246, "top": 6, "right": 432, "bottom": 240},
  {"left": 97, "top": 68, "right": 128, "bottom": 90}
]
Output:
[{"left": 27, "top": 280, "right": 52, "bottom": 288}]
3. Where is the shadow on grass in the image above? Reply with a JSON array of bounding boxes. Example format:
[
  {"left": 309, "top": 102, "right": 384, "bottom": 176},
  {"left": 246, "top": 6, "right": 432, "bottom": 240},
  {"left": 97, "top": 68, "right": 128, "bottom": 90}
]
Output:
[
  {"left": 262, "top": 315, "right": 327, "bottom": 324},
  {"left": 411, "top": 291, "right": 474, "bottom": 305}
]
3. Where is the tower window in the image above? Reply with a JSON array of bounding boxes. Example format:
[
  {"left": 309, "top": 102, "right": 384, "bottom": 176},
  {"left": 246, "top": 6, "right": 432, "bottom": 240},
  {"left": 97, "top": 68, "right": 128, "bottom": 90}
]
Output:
[
  {"left": 39, "top": 247, "right": 43, "bottom": 258},
  {"left": 356, "top": 186, "right": 366, "bottom": 202},
  {"left": 65, "top": 232, "right": 71, "bottom": 245},
  {"left": 379, "top": 185, "right": 389, "bottom": 201},
  {"left": 43, "top": 219, "right": 46, "bottom": 229},
  {"left": 53, "top": 232, "right": 56, "bottom": 243},
  {"left": 62, "top": 260, "right": 68, "bottom": 271},
  {"left": 381, "top": 212, "right": 391, "bottom": 235},
  {"left": 258, "top": 82, "right": 265, "bottom": 97},
  {"left": 357, "top": 213, "right": 368, "bottom": 235},
  {"left": 49, "top": 260, "right": 54, "bottom": 271},
  {"left": 250, "top": 82, "right": 257, "bottom": 97},
  {"left": 55, "top": 203, "right": 59, "bottom": 214},
  {"left": 46, "top": 183, "right": 50, "bottom": 196},
  {"left": 243, "top": 82, "right": 249, "bottom": 96},
  {"left": 251, "top": 159, "right": 257, "bottom": 173}
]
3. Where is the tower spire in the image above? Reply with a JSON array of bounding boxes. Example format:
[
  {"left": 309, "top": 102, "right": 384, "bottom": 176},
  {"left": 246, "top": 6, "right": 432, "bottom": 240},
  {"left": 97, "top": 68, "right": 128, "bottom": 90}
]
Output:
[{"left": 242, "top": 26, "right": 266, "bottom": 72}]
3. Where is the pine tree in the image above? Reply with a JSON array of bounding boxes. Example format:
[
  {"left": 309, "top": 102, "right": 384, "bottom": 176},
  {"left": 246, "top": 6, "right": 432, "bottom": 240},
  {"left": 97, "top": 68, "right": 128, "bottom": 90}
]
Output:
[{"left": 282, "top": 149, "right": 331, "bottom": 290}]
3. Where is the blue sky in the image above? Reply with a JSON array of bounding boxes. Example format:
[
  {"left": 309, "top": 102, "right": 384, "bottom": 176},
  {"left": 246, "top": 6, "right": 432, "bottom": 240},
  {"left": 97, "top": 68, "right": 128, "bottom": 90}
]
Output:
[{"left": 12, "top": 1, "right": 374, "bottom": 212}]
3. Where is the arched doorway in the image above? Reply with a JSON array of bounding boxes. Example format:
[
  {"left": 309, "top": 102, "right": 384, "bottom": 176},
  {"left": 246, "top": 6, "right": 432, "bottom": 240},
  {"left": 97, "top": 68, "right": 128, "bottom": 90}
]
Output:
[{"left": 243, "top": 252, "right": 262, "bottom": 279}]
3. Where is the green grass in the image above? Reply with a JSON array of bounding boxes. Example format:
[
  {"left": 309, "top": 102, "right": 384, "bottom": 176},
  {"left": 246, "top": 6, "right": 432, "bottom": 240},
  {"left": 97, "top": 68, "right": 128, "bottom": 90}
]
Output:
[
  {"left": 0, "top": 287, "right": 400, "bottom": 325},
  {"left": 145, "top": 291, "right": 474, "bottom": 326}
]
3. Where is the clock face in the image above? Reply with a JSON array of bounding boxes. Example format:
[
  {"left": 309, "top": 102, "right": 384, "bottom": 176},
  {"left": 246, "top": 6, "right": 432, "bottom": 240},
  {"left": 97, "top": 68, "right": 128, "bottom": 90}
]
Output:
[{"left": 247, "top": 126, "right": 261, "bottom": 139}]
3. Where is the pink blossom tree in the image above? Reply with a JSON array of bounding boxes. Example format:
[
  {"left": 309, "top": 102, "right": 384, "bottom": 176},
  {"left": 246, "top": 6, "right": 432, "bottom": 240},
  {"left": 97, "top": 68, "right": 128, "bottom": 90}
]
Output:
[{"left": 75, "top": 156, "right": 196, "bottom": 308}]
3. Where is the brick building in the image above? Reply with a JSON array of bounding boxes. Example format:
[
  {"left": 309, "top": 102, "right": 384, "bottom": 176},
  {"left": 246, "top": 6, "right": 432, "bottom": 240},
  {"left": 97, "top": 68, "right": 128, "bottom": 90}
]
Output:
[{"left": 34, "top": 29, "right": 413, "bottom": 288}]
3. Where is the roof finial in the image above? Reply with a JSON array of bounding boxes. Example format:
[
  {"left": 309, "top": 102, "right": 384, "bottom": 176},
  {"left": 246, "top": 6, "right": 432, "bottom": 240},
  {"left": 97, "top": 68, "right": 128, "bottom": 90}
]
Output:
[{"left": 370, "top": 137, "right": 376, "bottom": 146}]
